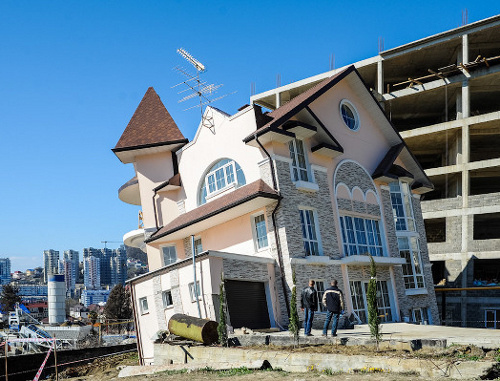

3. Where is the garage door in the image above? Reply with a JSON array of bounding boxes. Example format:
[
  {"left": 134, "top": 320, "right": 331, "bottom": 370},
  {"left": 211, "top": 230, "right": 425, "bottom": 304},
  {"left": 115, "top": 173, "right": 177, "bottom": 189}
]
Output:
[{"left": 225, "top": 280, "right": 271, "bottom": 329}]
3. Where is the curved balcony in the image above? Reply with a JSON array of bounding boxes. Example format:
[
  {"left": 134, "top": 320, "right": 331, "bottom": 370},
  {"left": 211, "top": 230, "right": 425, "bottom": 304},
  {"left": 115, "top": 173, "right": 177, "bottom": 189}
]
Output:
[
  {"left": 123, "top": 228, "right": 146, "bottom": 251},
  {"left": 118, "top": 176, "right": 141, "bottom": 205}
]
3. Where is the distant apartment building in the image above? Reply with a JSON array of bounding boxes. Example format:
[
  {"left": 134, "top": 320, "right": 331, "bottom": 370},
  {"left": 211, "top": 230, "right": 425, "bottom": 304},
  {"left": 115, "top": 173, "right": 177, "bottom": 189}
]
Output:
[
  {"left": 63, "top": 249, "right": 80, "bottom": 282},
  {"left": 58, "top": 259, "right": 76, "bottom": 295},
  {"left": 82, "top": 246, "right": 127, "bottom": 287},
  {"left": 0, "top": 258, "right": 11, "bottom": 285},
  {"left": 17, "top": 283, "right": 48, "bottom": 298},
  {"left": 80, "top": 289, "right": 110, "bottom": 307},
  {"left": 43, "top": 249, "right": 59, "bottom": 283},
  {"left": 83, "top": 256, "right": 101, "bottom": 289}
]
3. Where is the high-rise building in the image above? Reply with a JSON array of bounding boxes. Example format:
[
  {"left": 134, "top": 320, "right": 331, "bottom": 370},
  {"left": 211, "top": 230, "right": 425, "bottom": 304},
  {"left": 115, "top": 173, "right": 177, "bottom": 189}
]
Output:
[
  {"left": 83, "top": 256, "right": 100, "bottom": 290},
  {"left": 58, "top": 259, "right": 76, "bottom": 294},
  {"left": 0, "top": 258, "right": 11, "bottom": 285},
  {"left": 43, "top": 249, "right": 59, "bottom": 283},
  {"left": 63, "top": 250, "right": 79, "bottom": 283}
]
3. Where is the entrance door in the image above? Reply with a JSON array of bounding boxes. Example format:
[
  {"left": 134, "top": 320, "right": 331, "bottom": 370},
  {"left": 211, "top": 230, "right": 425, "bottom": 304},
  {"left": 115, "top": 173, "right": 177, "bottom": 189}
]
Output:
[
  {"left": 349, "top": 280, "right": 394, "bottom": 324},
  {"left": 225, "top": 280, "right": 271, "bottom": 329}
]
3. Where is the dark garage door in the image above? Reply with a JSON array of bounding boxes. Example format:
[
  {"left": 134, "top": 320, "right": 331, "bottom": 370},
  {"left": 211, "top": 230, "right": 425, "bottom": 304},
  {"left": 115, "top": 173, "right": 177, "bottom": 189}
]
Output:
[{"left": 225, "top": 280, "right": 271, "bottom": 329}]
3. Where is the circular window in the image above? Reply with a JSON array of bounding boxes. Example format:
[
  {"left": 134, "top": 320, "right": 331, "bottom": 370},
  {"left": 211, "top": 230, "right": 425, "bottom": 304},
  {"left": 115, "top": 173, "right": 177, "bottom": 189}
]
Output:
[{"left": 340, "top": 100, "right": 359, "bottom": 131}]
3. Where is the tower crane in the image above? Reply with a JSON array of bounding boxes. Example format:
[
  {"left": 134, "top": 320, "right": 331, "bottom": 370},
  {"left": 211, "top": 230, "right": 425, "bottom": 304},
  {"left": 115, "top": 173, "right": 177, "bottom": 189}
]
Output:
[{"left": 101, "top": 240, "right": 122, "bottom": 249}]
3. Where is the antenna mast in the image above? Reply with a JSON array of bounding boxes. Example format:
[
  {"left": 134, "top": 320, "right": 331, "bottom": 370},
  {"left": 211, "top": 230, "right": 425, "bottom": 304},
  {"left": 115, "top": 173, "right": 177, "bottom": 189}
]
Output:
[{"left": 173, "top": 48, "right": 234, "bottom": 133}]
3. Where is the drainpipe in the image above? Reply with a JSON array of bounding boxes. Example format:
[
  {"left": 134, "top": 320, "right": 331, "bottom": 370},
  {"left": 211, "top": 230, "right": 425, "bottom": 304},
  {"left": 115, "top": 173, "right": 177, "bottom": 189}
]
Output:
[
  {"left": 191, "top": 235, "right": 202, "bottom": 318},
  {"left": 129, "top": 284, "right": 144, "bottom": 365},
  {"left": 254, "top": 133, "right": 290, "bottom": 317},
  {"left": 152, "top": 190, "right": 159, "bottom": 231}
]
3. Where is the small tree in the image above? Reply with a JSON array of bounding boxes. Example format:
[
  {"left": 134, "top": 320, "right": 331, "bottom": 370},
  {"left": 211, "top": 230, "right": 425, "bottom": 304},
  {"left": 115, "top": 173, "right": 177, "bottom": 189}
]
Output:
[
  {"left": 0, "top": 284, "right": 21, "bottom": 312},
  {"left": 104, "top": 284, "right": 133, "bottom": 333},
  {"left": 367, "top": 255, "right": 381, "bottom": 348},
  {"left": 288, "top": 269, "right": 300, "bottom": 345},
  {"left": 217, "top": 275, "right": 228, "bottom": 346}
]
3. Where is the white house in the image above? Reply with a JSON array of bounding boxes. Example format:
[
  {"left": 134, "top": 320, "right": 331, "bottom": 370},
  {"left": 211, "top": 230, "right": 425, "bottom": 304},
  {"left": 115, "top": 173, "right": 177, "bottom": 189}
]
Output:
[{"left": 113, "top": 66, "right": 439, "bottom": 364}]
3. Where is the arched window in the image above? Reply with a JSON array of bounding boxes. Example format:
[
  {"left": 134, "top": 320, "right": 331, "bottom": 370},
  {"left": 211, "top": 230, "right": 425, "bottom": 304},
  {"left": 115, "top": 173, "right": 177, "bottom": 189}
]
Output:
[{"left": 198, "top": 159, "right": 246, "bottom": 205}]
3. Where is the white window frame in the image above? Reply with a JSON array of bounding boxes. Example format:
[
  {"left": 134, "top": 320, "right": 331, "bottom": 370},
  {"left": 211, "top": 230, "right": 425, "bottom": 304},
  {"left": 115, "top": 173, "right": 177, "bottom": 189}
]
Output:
[
  {"left": 139, "top": 297, "right": 149, "bottom": 315},
  {"left": 161, "top": 245, "right": 177, "bottom": 266},
  {"left": 349, "top": 280, "right": 393, "bottom": 324},
  {"left": 411, "top": 307, "right": 430, "bottom": 324},
  {"left": 194, "top": 237, "right": 203, "bottom": 255},
  {"left": 339, "top": 99, "right": 360, "bottom": 131},
  {"left": 312, "top": 279, "right": 326, "bottom": 313},
  {"left": 162, "top": 290, "right": 173, "bottom": 309},
  {"left": 188, "top": 281, "right": 201, "bottom": 302},
  {"left": 398, "top": 236, "right": 425, "bottom": 290},
  {"left": 299, "top": 208, "right": 323, "bottom": 256},
  {"left": 390, "top": 181, "right": 416, "bottom": 232},
  {"left": 288, "top": 139, "right": 311, "bottom": 182},
  {"left": 252, "top": 213, "right": 269, "bottom": 251},
  {"left": 339, "top": 215, "right": 384, "bottom": 257},
  {"left": 205, "top": 160, "right": 237, "bottom": 199}
]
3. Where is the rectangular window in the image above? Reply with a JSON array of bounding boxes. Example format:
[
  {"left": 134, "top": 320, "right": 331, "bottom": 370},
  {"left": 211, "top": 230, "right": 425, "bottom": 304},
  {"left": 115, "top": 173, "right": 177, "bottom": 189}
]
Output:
[
  {"left": 194, "top": 238, "right": 203, "bottom": 255},
  {"left": 139, "top": 297, "right": 149, "bottom": 314},
  {"left": 205, "top": 161, "right": 237, "bottom": 197},
  {"left": 411, "top": 307, "right": 430, "bottom": 324},
  {"left": 162, "top": 290, "right": 173, "bottom": 308},
  {"left": 349, "top": 280, "right": 393, "bottom": 324},
  {"left": 299, "top": 209, "right": 321, "bottom": 256},
  {"left": 254, "top": 214, "right": 268, "bottom": 249},
  {"left": 289, "top": 139, "right": 309, "bottom": 182},
  {"left": 339, "top": 216, "right": 383, "bottom": 257},
  {"left": 485, "top": 309, "right": 500, "bottom": 329},
  {"left": 398, "top": 237, "right": 425, "bottom": 289},
  {"left": 162, "top": 246, "right": 177, "bottom": 266},
  {"left": 188, "top": 281, "right": 201, "bottom": 302},
  {"left": 314, "top": 280, "right": 326, "bottom": 313},
  {"left": 389, "top": 182, "right": 415, "bottom": 232}
]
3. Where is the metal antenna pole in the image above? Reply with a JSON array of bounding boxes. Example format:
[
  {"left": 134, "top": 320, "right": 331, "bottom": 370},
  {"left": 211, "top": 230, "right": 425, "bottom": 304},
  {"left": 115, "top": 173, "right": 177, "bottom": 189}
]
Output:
[{"left": 191, "top": 235, "right": 202, "bottom": 318}]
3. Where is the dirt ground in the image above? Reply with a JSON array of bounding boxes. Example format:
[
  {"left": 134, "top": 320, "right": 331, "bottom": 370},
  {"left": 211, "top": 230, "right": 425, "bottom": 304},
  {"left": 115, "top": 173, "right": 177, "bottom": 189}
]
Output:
[{"left": 55, "top": 345, "right": 500, "bottom": 381}]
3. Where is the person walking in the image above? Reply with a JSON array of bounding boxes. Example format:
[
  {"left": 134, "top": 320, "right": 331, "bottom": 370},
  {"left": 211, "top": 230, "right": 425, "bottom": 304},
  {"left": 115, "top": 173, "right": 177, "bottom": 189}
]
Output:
[
  {"left": 322, "top": 279, "right": 344, "bottom": 337},
  {"left": 300, "top": 280, "right": 318, "bottom": 336}
]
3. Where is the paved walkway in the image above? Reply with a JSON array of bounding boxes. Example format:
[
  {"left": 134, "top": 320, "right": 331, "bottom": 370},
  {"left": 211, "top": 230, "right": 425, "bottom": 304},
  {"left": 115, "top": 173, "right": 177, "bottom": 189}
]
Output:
[{"left": 240, "top": 322, "right": 500, "bottom": 349}]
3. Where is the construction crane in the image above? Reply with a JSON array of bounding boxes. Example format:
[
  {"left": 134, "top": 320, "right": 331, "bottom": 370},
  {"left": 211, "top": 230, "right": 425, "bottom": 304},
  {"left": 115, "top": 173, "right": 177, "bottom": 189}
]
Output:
[{"left": 101, "top": 240, "right": 122, "bottom": 249}]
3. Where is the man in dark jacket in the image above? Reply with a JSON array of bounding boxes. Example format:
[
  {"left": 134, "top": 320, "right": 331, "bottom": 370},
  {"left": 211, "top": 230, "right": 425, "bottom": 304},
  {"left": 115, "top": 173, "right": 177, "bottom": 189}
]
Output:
[
  {"left": 300, "top": 280, "right": 318, "bottom": 336},
  {"left": 322, "top": 279, "right": 345, "bottom": 336}
]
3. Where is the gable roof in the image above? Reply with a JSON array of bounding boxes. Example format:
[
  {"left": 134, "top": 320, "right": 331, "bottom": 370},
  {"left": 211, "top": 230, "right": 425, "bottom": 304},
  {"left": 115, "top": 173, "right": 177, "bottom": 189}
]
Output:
[
  {"left": 244, "top": 66, "right": 355, "bottom": 143},
  {"left": 113, "top": 87, "right": 188, "bottom": 161},
  {"left": 245, "top": 65, "right": 433, "bottom": 192}
]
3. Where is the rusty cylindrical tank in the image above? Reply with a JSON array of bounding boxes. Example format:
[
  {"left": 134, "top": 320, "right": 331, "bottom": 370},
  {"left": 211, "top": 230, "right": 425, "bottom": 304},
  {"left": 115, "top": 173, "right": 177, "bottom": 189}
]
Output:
[{"left": 167, "top": 314, "right": 219, "bottom": 345}]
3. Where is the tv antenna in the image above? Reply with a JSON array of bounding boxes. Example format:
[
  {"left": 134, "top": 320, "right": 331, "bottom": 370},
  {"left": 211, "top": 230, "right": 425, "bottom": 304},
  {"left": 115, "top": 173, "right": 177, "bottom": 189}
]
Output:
[{"left": 173, "top": 48, "right": 234, "bottom": 133}]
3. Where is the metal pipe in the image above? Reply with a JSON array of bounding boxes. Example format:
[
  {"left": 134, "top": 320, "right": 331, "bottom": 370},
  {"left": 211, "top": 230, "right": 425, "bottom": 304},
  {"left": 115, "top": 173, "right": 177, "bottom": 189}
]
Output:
[
  {"left": 254, "top": 133, "right": 290, "bottom": 317},
  {"left": 129, "top": 285, "right": 144, "bottom": 365},
  {"left": 192, "top": 235, "right": 202, "bottom": 318},
  {"left": 152, "top": 190, "right": 159, "bottom": 231}
]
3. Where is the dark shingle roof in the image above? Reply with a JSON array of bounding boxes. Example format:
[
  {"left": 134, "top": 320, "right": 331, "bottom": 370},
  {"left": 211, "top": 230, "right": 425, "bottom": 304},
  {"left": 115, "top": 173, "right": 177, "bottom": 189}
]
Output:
[
  {"left": 146, "top": 180, "right": 280, "bottom": 243},
  {"left": 113, "top": 87, "right": 188, "bottom": 152}
]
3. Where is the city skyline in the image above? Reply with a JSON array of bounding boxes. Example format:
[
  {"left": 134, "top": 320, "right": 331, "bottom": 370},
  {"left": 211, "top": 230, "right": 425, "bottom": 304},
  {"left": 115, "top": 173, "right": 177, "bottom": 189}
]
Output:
[{"left": 1, "top": 1, "right": 498, "bottom": 272}]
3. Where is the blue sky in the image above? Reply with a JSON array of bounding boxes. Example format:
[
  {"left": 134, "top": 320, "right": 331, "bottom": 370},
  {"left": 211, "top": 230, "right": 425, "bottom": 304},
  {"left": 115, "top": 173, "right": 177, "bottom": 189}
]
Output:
[{"left": 0, "top": 1, "right": 498, "bottom": 271}]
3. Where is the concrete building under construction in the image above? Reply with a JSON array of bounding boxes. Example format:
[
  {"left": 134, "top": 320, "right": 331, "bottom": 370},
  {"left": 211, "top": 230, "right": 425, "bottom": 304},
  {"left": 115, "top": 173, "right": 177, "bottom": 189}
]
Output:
[{"left": 251, "top": 14, "right": 500, "bottom": 328}]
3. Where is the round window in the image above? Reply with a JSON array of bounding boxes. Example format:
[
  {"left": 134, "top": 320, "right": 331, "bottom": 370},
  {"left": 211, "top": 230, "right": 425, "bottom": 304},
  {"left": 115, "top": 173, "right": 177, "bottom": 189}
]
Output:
[{"left": 340, "top": 100, "right": 359, "bottom": 131}]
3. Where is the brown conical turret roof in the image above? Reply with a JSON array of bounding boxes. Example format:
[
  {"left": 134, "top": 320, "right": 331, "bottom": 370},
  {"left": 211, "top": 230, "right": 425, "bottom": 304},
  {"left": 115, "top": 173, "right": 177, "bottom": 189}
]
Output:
[{"left": 113, "top": 87, "right": 188, "bottom": 155}]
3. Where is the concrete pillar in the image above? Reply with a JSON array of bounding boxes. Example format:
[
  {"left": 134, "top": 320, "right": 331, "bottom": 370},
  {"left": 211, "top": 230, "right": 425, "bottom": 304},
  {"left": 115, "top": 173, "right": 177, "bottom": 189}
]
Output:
[
  {"left": 275, "top": 92, "right": 281, "bottom": 109},
  {"left": 377, "top": 59, "right": 384, "bottom": 94},
  {"left": 460, "top": 120, "right": 470, "bottom": 327}
]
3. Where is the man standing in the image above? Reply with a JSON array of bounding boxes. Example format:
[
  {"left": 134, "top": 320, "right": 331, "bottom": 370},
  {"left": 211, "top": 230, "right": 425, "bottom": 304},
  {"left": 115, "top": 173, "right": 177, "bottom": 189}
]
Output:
[
  {"left": 322, "top": 279, "right": 344, "bottom": 337},
  {"left": 300, "top": 280, "right": 318, "bottom": 336}
]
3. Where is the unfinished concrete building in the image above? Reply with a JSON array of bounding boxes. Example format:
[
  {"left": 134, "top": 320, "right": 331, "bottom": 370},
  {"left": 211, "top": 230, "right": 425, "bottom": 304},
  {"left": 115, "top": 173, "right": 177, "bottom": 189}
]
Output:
[{"left": 251, "top": 14, "right": 500, "bottom": 328}]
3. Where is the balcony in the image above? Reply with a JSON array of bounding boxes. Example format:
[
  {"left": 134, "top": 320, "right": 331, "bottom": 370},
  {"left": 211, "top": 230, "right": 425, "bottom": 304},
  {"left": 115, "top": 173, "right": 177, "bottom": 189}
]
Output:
[
  {"left": 123, "top": 229, "right": 145, "bottom": 251},
  {"left": 118, "top": 176, "right": 140, "bottom": 206}
]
